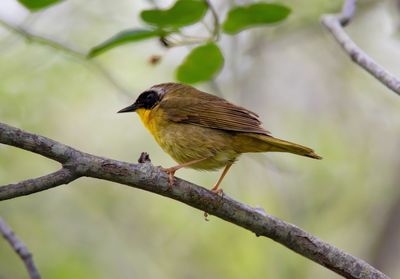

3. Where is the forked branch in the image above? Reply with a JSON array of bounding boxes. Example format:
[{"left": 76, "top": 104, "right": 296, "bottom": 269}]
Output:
[
  {"left": 321, "top": 0, "right": 400, "bottom": 96},
  {"left": 0, "top": 122, "right": 389, "bottom": 279}
]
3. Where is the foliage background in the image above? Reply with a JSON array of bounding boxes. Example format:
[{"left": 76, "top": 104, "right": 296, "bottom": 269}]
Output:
[{"left": 1, "top": 0, "right": 400, "bottom": 278}]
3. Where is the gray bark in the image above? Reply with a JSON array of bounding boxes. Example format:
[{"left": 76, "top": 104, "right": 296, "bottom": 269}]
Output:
[{"left": 0, "top": 122, "right": 389, "bottom": 279}]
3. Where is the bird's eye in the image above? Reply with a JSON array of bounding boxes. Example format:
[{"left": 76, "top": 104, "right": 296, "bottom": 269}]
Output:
[{"left": 139, "top": 90, "right": 159, "bottom": 109}]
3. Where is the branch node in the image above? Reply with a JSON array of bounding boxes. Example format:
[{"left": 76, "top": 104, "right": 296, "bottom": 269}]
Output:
[
  {"left": 254, "top": 206, "right": 268, "bottom": 217},
  {"left": 138, "top": 152, "right": 151, "bottom": 163},
  {"left": 338, "top": 0, "right": 356, "bottom": 26},
  {"left": 321, "top": 0, "right": 400, "bottom": 96}
]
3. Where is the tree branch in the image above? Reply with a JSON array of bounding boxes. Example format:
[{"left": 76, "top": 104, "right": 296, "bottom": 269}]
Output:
[
  {"left": 0, "top": 18, "right": 130, "bottom": 97},
  {"left": 321, "top": 0, "right": 400, "bottom": 96},
  {"left": 0, "top": 168, "right": 77, "bottom": 199},
  {"left": 0, "top": 122, "right": 389, "bottom": 279},
  {"left": 0, "top": 217, "right": 41, "bottom": 279}
]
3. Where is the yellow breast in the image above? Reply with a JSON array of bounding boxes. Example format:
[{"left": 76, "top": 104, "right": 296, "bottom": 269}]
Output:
[
  {"left": 135, "top": 107, "right": 166, "bottom": 143},
  {"left": 135, "top": 107, "right": 238, "bottom": 170}
]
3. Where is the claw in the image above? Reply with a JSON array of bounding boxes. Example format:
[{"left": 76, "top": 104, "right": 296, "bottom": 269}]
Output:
[
  {"left": 204, "top": 188, "right": 224, "bottom": 221},
  {"left": 210, "top": 186, "right": 224, "bottom": 197},
  {"left": 161, "top": 167, "right": 176, "bottom": 188},
  {"left": 160, "top": 158, "right": 210, "bottom": 189}
]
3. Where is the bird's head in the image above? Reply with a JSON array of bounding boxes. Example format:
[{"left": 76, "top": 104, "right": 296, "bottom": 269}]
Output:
[
  {"left": 118, "top": 88, "right": 161, "bottom": 113},
  {"left": 117, "top": 83, "right": 185, "bottom": 113}
]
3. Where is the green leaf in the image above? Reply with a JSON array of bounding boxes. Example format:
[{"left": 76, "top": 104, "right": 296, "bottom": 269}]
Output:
[
  {"left": 88, "top": 29, "right": 165, "bottom": 58},
  {"left": 17, "top": 0, "right": 63, "bottom": 11},
  {"left": 141, "top": 0, "right": 208, "bottom": 29},
  {"left": 176, "top": 43, "right": 224, "bottom": 84},
  {"left": 222, "top": 3, "right": 291, "bottom": 34}
]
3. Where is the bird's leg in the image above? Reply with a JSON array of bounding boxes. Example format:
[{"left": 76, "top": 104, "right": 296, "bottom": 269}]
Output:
[
  {"left": 203, "top": 163, "right": 233, "bottom": 221},
  {"left": 161, "top": 157, "right": 209, "bottom": 187},
  {"left": 210, "top": 163, "right": 233, "bottom": 195}
]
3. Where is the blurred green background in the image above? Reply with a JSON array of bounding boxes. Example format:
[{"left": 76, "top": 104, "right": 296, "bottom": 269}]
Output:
[{"left": 1, "top": 0, "right": 400, "bottom": 278}]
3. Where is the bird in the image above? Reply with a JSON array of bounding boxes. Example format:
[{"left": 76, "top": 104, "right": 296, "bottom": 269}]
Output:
[{"left": 118, "top": 83, "right": 321, "bottom": 193}]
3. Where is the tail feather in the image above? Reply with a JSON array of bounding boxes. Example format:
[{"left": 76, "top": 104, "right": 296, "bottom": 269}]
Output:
[
  {"left": 236, "top": 134, "right": 322, "bottom": 159},
  {"left": 266, "top": 136, "right": 322, "bottom": 159}
]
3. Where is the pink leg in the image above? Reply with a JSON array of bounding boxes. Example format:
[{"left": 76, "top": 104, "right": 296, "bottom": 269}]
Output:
[
  {"left": 162, "top": 157, "right": 209, "bottom": 187},
  {"left": 210, "top": 163, "right": 233, "bottom": 195}
]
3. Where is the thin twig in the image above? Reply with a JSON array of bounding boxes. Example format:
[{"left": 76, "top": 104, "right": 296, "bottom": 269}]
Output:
[
  {"left": 0, "top": 168, "right": 77, "bottom": 198},
  {"left": 163, "top": 35, "right": 211, "bottom": 47},
  {"left": 321, "top": 0, "right": 400, "bottom": 96},
  {"left": 205, "top": 0, "right": 220, "bottom": 41},
  {"left": 0, "top": 18, "right": 130, "bottom": 97},
  {"left": 0, "top": 122, "right": 389, "bottom": 279},
  {"left": 0, "top": 217, "right": 41, "bottom": 279},
  {"left": 337, "top": 0, "right": 357, "bottom": 26},
  {"left": 155, "top": 1, "right": 220, "bottom": 47}
]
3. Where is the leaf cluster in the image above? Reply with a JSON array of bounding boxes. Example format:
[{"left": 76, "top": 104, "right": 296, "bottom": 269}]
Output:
[{"left": 17, "top": 0, "right": 290, "bottom": 84}]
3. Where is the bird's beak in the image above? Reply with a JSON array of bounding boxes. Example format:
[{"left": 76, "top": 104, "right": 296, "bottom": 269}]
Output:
[{"left": 117, "top": 103, "right": 138, "bottom": 113}]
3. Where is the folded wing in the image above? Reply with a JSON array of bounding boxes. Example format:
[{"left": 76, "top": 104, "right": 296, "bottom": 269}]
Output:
[{"left": 160, "top": 90, "right": 270, "bottom": 135}]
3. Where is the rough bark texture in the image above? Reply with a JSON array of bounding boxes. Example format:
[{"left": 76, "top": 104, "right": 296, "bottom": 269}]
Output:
[{"left": 0, "top": 122, "right": 389, "bottom": 279}]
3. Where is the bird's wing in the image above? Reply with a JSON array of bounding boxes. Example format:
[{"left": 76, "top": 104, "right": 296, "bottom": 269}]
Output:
[{"left": 160, "top": 90, "right": 270, "bottom": 135}]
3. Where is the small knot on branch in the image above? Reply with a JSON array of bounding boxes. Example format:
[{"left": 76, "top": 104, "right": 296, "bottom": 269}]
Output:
[
  {"left": 138, "top": 152, "right": 151, "bottom": 163},
  {"left": 254, "top": 206, "right": 267, "bottom": 217}
]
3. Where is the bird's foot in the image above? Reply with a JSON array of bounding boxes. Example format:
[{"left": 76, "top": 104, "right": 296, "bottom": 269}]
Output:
[
  {"left": 203, "top": 188, "right": 224, "bottom": 221},
  {"left": 161, "top": 167, "right": 177, "bottom": 188},
  {"left": 203, "top": 187, "right": 224, "bottom": 221},
  {"left": 210, "top": 186, "right": 224, "bottom": 196}
]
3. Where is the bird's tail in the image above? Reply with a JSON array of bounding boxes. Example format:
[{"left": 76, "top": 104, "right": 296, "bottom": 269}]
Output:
[{"left": 235, "top": 134, "right": 322, "bottom": 159}]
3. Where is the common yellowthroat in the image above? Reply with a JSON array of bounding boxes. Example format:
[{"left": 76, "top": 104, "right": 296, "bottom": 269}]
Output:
[{"left": 118, "top": 83, "right": 321, "bottom": 193}]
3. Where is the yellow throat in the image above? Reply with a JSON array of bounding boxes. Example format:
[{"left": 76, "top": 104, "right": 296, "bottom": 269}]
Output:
[{"left": 136, "top": 108, "right": 157, "bottom": 135}]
